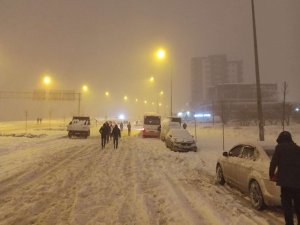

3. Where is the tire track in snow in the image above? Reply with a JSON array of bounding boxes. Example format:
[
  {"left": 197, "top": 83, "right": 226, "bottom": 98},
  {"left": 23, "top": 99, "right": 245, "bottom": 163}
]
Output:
[{"left": 0, "top": 140, "right": 98, "bottom": 225}]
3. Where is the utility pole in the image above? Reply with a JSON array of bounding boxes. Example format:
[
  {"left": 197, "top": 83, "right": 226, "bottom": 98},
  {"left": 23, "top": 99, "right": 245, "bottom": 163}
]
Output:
[
  {"left": 25, "top": 110, "right": 28, "bottom": 132},
  {"left": 251, "top": 0, "right": 264, "bottom": 141},
  {"left": 78, "top": 93, "right": 81, "bottom": 116},
  {"left": 170, "top": 67, "right": 173, "bottom": 116},
  {"left": 282, "top": 81, "right": 287, "bottom": 131}
]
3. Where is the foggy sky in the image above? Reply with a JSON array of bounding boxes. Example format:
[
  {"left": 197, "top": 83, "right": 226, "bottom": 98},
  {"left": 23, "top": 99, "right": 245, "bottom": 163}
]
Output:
[{"left": 0, "top": 0, "right": 300, "bottom": 119}]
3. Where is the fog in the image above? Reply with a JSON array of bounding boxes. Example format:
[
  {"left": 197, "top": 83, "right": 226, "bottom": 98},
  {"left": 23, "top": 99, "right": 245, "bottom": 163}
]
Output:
[{"left": 0, "top": 0, "right": 300, "bottom": 121}]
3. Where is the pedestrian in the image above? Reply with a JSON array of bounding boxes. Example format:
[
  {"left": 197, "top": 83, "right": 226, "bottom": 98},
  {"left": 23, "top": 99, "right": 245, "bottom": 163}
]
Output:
[
  {"left": 99, "top": 123, "right": 109, "bottom": 149},
  {"left": 106, "top": 121, "right": 111, "bottom": 143},
  {"left": 182, "top": 122, "right": 187, "bottom": 129},
  {"left": 269, "top": 131, "right": 300, "bottom": 225},
  {"left": 111, "top": 124, "right": 121, "bottom": 149},
  {"left": 127, "top": 122, "right": 131, "bottom": 136},
  {"left": 120, "top": 122, "right": 123, "bottom": 131}
]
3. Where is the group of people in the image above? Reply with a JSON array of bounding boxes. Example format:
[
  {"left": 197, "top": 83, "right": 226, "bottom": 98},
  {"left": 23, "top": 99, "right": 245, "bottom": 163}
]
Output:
[
  {"left": 269, "top": 131, "right": 300, "bottom": 225},
  {"left": 98, "top": 121, "right": 132, "bottom": 149},
  {"left": 99, "top": 121, "right": 121, "bottom": 149}
]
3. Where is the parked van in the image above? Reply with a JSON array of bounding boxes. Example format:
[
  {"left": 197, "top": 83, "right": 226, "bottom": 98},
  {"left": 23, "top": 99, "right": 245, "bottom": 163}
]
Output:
[
  {"left": 160, "top": 119, "right": 181, "bottom": 141},
  {"left": 143, "top": 112, "right": 161, "bottom": 138}
]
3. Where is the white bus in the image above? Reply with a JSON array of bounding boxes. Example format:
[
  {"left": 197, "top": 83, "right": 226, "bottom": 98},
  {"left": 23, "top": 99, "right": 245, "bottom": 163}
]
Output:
[{"left": 142, "top": 112, "right": 161, "bottom": 138}]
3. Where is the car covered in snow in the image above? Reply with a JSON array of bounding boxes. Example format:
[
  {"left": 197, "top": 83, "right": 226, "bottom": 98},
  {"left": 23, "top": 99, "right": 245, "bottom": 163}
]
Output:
[
  {"left": 216, "top": 142, "right": 280, "bottom": 210},
  {"left": 67, "top": 116, "right": 90, "bottom": 138},
  {"left": 165, "top": 128, "right": 197, "bottom": 152},
  {"left": 160, "top": 119, "right": 181, "bottom": 141}
]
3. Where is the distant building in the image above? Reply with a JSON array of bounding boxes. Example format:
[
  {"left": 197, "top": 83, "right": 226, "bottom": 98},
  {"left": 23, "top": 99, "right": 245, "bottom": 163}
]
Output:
[
  {"left": 207, "top": 83, "right": 278, "bottom": 103},
  {"left": 227, "top": 60, "right": 243, "bottom": 83},
  {"left": 190, "top": 54, "right": 243, "bottom": 109},
  {"left": 195, "top": 83, "right": 280, "bottom": 123}
]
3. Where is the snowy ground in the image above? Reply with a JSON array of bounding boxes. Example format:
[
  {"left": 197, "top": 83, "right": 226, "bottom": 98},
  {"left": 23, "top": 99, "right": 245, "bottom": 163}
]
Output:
[{"left": 1, "top": 120, "right": 299, "bottom": 225}]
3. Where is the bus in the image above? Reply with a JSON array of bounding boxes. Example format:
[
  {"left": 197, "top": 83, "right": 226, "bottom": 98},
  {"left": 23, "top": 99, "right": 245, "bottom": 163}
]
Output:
[{"left": 142, "top": 112, "right": 161, "bottom": 138}]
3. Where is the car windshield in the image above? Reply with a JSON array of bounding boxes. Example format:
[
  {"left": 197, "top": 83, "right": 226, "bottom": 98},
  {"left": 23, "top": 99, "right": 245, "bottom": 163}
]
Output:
[
  {"left": 171, "top": 129, "right": 191, "bottom": 138},
  {"left": 264, "top": 148, "right": 275, "bottom": 159}
]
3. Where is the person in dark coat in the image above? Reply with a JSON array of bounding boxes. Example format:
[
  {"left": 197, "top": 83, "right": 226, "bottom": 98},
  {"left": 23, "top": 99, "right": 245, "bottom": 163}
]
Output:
[
  {"left": 269, "top": 131, "right": 300, "bottom": 225},
  {"left": 127, "top": 122, "right": 131, "bottom": 136},
  {"left": 99, "top": 123, "right": 109, "bottom": 149},
  {"left": 120, "top": 122, "right": 123, "bottom": 131},
  {"left": 182, "top": 122, "right": 187, "bottom": 129},
  {"left": 111, "top": 124, "right": 121, "bottom": 149},
  {"left": 106, "top": 122, "right": 111, "bottom": 143}
]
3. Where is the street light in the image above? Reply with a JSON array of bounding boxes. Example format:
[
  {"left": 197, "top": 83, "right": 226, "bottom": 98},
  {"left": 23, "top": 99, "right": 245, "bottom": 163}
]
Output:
[
  {"left": 78, "top": 85, "right": 89, "bottom": 116},
  {"left": 43, "top": 76, "right": 51, "bottom": 86},
  {"left": 156, "top": 90, "right": 164, "bottom": 113},
  {"left": 82, "top": 85, "right": 88, "bottom": 92},
  {"left": 155, "top": 48, "right": 172, "bottom": 116},
  {"left": 149, "top": 76, "right": 155, "bottom": 83},
  {"left": 105, "top": 91, "right": 110, "bottom": 97}
]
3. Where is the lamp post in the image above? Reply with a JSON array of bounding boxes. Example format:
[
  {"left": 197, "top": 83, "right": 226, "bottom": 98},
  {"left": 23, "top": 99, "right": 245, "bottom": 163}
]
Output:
[
  {"left": 43, "top": 75, "right": 51, "bottom": 99},
  {"left": 42, "top": 75, "right": 52, "bottom": 126},
  {"left": 104, "top": 91, "right": 110, "bottom": 119},
  {"left": 156, "top": 90, "right": 164, "bottom": 114},
  {"left": 155, "top": 48, "right": 172, "bottom": 116},
  {"left": 78, "top": 85, "right": 88, "bottom": 116},
  {"left": 251, "top": 0, "right": 264, "bottom": 141}
]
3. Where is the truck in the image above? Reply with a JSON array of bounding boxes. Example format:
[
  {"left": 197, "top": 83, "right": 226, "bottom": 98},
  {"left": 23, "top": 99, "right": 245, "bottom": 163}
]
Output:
[{"left": 67, "top": 116, "right": 90, "bottom": 138}]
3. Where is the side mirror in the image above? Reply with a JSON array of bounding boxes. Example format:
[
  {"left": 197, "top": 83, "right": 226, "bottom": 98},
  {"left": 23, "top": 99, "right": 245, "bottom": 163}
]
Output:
[{"left": 223, "top": 152, "right": 228, "bottom": 157}]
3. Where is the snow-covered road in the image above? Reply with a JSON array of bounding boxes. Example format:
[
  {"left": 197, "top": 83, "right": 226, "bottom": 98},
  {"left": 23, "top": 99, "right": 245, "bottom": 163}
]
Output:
[{"left": 0, "top": 121, "right": 291, "bottom": 225}]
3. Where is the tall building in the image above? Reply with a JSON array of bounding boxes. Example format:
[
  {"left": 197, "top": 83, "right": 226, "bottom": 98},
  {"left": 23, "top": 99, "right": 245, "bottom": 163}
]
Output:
[
  {"left": 190, "top": 54, "right": 243, "bottom": 109},
  {"left": 227, "top": 60, "right": 243, "bottom": 83}
]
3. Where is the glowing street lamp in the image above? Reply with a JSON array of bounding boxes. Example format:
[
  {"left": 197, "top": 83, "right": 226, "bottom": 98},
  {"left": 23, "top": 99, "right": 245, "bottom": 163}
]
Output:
[
  {"left": 105, "top": 91, "right": 110, "bottom": 97},
  {"left": 135, "top": 98, "right": 138, "bottom": 102},
  {"left": 124, "top": 95, "right": 128, "bottom": 101},
  {"left": 155, "top": 48, "right": 172, "bottom": 116},
  {"left": 149, "top": 76, "right": 155, "bottom": 83},
  {"left": 82, "top": 85, "right": 88, "bottom": 92},
  {"left": 43, "top": 76, "right": 51, "bottom": 86},
  {"left": 156, "top": 48, "right": 166, "bottom": 60},
  {"left": 144, "top": 100, "right": 147, "bottom": 104}
]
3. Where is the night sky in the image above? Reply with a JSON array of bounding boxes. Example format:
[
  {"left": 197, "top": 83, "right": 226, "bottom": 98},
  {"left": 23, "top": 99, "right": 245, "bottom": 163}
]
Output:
[{"left": 0, "top": 0, "right": 299, "bottom": 120}]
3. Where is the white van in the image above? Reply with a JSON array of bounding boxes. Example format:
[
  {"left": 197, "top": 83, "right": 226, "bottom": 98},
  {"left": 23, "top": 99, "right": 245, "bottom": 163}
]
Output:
[{"left": 160, "top": 119, "right": 181, "bottom": 141}]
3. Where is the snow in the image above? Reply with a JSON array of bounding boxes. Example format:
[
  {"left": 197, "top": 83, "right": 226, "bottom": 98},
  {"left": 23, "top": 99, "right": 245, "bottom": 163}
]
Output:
[{"left": 0, "top": 120, "right": 299, "bottom": 225}]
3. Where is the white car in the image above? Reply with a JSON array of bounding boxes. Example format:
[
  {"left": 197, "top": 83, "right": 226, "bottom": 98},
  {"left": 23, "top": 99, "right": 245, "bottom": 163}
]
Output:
[
  {"left": 165, "top": 129, "right": 197, "bottom": 152},
  {"left": 216, "top": 142, "right": 280, "bottom": 210},
  {"left": 160, "top": 120, "right": 181, "bottom": 141}
]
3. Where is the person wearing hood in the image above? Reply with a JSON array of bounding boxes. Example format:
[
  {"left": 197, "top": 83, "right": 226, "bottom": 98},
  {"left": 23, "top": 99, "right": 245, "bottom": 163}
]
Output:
[
  {"left": 111, "top": 124, "right": 121, "bottom": 149},
  {"left": 269, "top": 131, "right": 300, "bottom": 225},
  {"left": 99, "top": 122, "right": 109, "bottom": 149}
]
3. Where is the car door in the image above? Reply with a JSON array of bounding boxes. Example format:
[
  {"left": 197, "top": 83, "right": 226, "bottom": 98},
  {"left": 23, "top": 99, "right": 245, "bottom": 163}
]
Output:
[
  {"left": 222, "top": 145, "right": 243, "bottom": 185},
  {"left": 236, "top": 145, "right": 256, "bottom": 192}
]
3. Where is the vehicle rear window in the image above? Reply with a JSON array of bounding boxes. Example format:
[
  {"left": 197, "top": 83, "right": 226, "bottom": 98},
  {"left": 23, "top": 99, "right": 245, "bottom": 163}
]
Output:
[{"left": 144, "top": 116, "right": 160, "bottom": 125}]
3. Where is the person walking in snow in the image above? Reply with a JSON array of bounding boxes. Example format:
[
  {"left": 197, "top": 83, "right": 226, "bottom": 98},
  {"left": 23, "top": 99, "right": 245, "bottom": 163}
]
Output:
[
  {"left": 269, "top": 131, "right": 300, "bottom": 225},
  {"left": 127, "top": 122, "right": 131, "bottom": 136},
  {"left": 182, "top": 122, "right": 187, "bottom": 129},
  {"left": 120, "top": 122, "right": 123, "bottom": 131},
  {"left": 99, "top": 122, "right": 109, "bottom": 149},
  {"left": 111, "top": 124, "right": 121, "bottom": 149},
  {"left": 106, "top": 121, "right": 111, "bottom": 143}
]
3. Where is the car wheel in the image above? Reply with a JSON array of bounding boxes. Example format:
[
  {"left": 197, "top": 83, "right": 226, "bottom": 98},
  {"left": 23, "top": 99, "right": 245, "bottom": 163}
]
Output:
[
  {"left": 249, "top": 180, "right": 265, "bottom": 210},
  {"left": 216, "top": 165, "right": 225, "bottom": 185}
]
